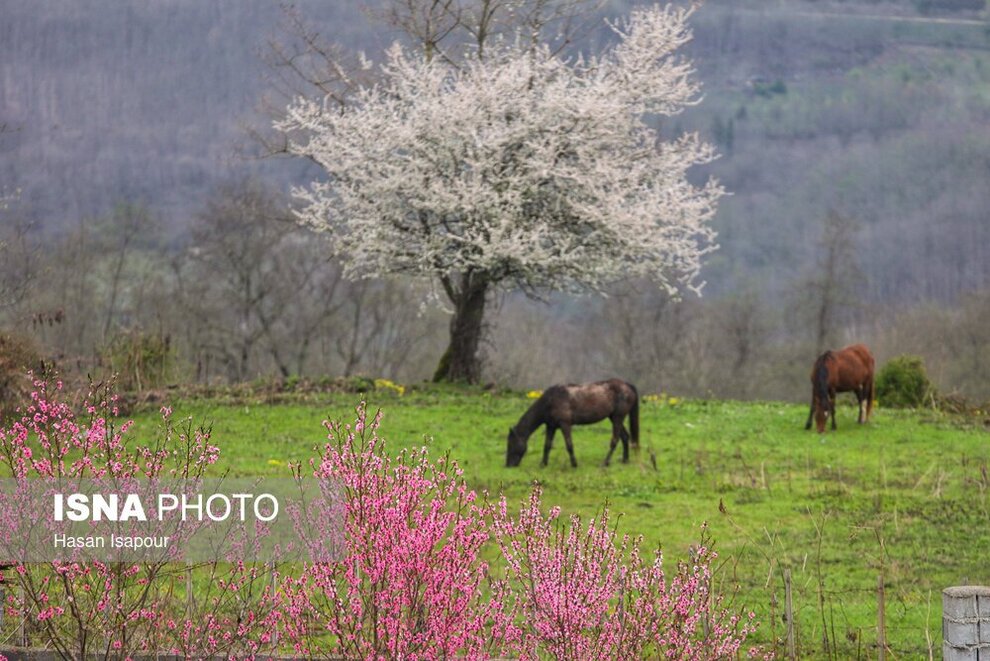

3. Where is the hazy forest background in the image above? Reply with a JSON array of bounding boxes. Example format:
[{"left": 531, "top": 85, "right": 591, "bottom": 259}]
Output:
[{"left": 1, "top": 0, "right": 989, "bottom": 401}]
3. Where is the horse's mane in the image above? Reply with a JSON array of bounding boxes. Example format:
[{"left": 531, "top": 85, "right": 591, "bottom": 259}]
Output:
[
  {"left": 813, "top": 351, "right": 832, "bottom": 412},
  {"left": 513, "top": 388, "right": 558, "bottom": 438}
]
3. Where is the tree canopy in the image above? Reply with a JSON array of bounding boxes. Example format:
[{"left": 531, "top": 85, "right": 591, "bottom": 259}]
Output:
[{"left": 276, "top": 4, "right": 722, "bottom": 381}]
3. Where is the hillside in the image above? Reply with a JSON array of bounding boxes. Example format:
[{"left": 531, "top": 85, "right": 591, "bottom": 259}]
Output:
[
  {"left": 0, "top": 0, "right": 381, "bottom": 225},
  {"left": 1, "top": 0, "right": 989, "bottom": 402},
  {"left": 2, "top": 0, "right": 988, "bottom": 302},
  {"left": 680, "top": 2, "right": 990, "bottom": 301}
]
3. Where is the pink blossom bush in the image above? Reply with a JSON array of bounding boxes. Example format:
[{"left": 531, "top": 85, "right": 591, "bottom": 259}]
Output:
[
  {"left": 282, "top": 402, "right": 516, "bottom": 659},
  {"left": 492, "top": 488, "right": 761, "bottom": 659},
  {"left": 0, "top": 378, "right": 279, "bottom": 659}
]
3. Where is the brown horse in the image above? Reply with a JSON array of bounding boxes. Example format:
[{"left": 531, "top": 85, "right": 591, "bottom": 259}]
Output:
[
  {"left": 506, "top": 378, "right": 639, "bottom": 468},
  {"left": 805, "top": 344, "right": 876, "bottom": 433}
]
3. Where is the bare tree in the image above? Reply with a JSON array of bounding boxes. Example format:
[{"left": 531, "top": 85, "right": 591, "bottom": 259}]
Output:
[
  {"left": 28, "top": 219, "right": 99, "bottom": 362},
  {"left": 717, "top": 290, "right": 768, "bottom": 374},
  {"left": 173, "top": 179, "right": 438, "bottom": 383},
  {"left": 0, "top": 215, "right": 37, "bottom": 321},
  {"left": 177, "top": 181, "right": 298, "bottom": 380},
  {"left": 801, "top": 209, "right": 862, "bottom": 351},
  {"left": 0, "top": 124, "right": 36, "bottom": 324},
  {"left": 97, "top": 204, "right": 156, "bottom": 343},
  {"left": 252, "top": 4, "right": 379, "bottom": 158}
]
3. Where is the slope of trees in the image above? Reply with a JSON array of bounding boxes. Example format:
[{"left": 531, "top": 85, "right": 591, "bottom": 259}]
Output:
[
  {"left": 2, "top": 0, "right": 989, "bottom": 399},
  {"left": 0, "top": 181, "right": 447, "bottom": 389},
  {"left": 2, "top": 179, "right": 989, "bottom": 400},
  {"left": 3, "top": 0, "right": 988, "bottom": 301}
]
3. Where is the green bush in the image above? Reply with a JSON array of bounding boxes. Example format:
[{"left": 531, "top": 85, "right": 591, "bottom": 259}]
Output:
[
  {"left": 343, "top": 375, "right": 376, "bottom": 393},
  {"left": 876, "top": 355, "right": 934, "bottom": 408}
]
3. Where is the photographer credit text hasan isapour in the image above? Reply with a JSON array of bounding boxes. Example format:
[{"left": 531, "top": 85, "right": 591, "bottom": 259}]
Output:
[{"left": 0, "top": 477, "right": 343, "bottom": 563}]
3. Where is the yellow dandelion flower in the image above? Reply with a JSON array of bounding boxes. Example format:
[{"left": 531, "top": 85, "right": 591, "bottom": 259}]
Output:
[{"left": 374, "top": 378, "right": 405, "bottom": 396}]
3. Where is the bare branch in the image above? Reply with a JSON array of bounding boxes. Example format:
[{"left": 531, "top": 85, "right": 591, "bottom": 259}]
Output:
[
  {"left": 367, "top": 0, "right": 462, "bottom": 61},
  {"left": 250, "top": 3, "right": 380, "bottom": 159}
]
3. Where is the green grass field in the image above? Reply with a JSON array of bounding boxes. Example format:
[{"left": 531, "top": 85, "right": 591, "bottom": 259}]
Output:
[{"left": 130, "top": 387, "right": 990, "bottom": 659}]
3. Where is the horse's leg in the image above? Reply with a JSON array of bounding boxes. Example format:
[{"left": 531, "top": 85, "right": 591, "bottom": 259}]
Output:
[
  {"left": 805, "top": 395, "right": 815, "bottom": 430},
  {"left": 856, "top": 387, "right": 866, "bottom": 424},
  {"left": 561, "top": 424, "right": 577, "bottom": 468},
  {"left": 603, "top": 435, "right": 617, "bottom": 467},
  {"left": 603, "top": 420, "right": 621, "bottom": 467},
  {"left": 830, "top": 390, "right": 838, "bottom": 430},
  {"left": 618, "top": 416, "right": 631, "bottom": 463},
  {"left": 542, "top": 425, "right": 555, "bottom": 467}
]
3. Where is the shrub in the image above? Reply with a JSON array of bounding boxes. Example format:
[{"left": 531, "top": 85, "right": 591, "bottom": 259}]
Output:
[
  {"left": 0, "top": 377, "right": 279, "bottom": 659},
  {"left": 876, "top": 355, "right": 934, "bottom": 408},
  {"left": 0, "top": 330, "right": 45, "bottom": 418},
  {"left": 373, "top": 377, "right": 406, "bottom": 396},
  {"left": 282, "top": 403, "right": 512, "bottom": 658},
  {"left": 102, "top": 328, "right": 174, "bottom": 392},
  {"left": 493, "top": 491, "right": 759, "bottom": 660},
  {"left": 342, "top": 374, "right": 375, "bottom": 393}
]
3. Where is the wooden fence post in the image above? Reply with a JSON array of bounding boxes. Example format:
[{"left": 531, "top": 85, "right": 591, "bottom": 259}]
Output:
[
  {"left": 186, "top": 567, "right": 193, "bottom": 613},
  {"left": 20, "top": 585, "right": 26, "bottom": 647},
  {"left": 877, "top": 574, "right": 886, "bottom": 661},
  {"left": 784, "top": 568, "right": 797, "bottom": 660},
  {"left": 270, "top": 561, "right": 279, "bottom": 648}
]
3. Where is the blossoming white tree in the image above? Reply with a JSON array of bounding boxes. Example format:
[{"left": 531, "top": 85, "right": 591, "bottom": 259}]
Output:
[{"left": 275, "top": 4, "right": 722, "bottom": 383}]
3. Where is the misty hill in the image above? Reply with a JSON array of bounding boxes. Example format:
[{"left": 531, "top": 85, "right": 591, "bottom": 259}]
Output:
[
  {"left": 2, "top": 0, "right": 989, "bottom": 303},
  {"left": 678, "top": 3, "right": 990, "bottom": 302},
  {"left": 0, "top": 1, "right": 384, "bottom": 225}
]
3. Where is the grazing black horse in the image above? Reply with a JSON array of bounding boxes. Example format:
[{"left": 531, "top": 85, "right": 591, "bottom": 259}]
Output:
[{"left": 506, "top": 378, "right": 639, "bottom": 468}]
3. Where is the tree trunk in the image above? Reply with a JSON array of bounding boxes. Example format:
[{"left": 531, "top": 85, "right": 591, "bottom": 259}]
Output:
[{"left": 433, "top": 276, "right": 488, "bottom": 384}]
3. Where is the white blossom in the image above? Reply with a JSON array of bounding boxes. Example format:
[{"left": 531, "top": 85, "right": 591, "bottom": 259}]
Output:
[{"left": 275, "top": 4, "right": 722, "bottom": 298}]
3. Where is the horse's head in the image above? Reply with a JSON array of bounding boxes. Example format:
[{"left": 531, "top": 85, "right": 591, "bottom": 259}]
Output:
[
  {"left": 812, "top": 351, "right": 833, "bottom": 433},
  {"left": 813, "top": 397, "right": 830, "bottom": 433},
  {"left": 505, "top": 427, "right": 527, "bottom": 467}
]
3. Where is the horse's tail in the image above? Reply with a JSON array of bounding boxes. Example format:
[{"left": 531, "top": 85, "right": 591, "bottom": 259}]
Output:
[
  {"left": 867, "top": 370, "right": 876, "bottom": 420},
  {"left": 813, "top": 351, "right": 832, "bottom": 412},
  {"left": 629, "top": 383, "right": 640, "bottom": 448},
  {"left": 867, "top": 350, "right": 877, "bottom": 420}
]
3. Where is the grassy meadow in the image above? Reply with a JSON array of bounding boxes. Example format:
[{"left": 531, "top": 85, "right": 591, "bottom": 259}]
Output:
[{"left": 127, "top": 386, "right": 990, "bottom": 659}]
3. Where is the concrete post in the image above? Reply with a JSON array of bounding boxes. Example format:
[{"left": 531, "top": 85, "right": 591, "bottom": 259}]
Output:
[{"left": 944, "top": 586, "right": 990, "bottom": 660}]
